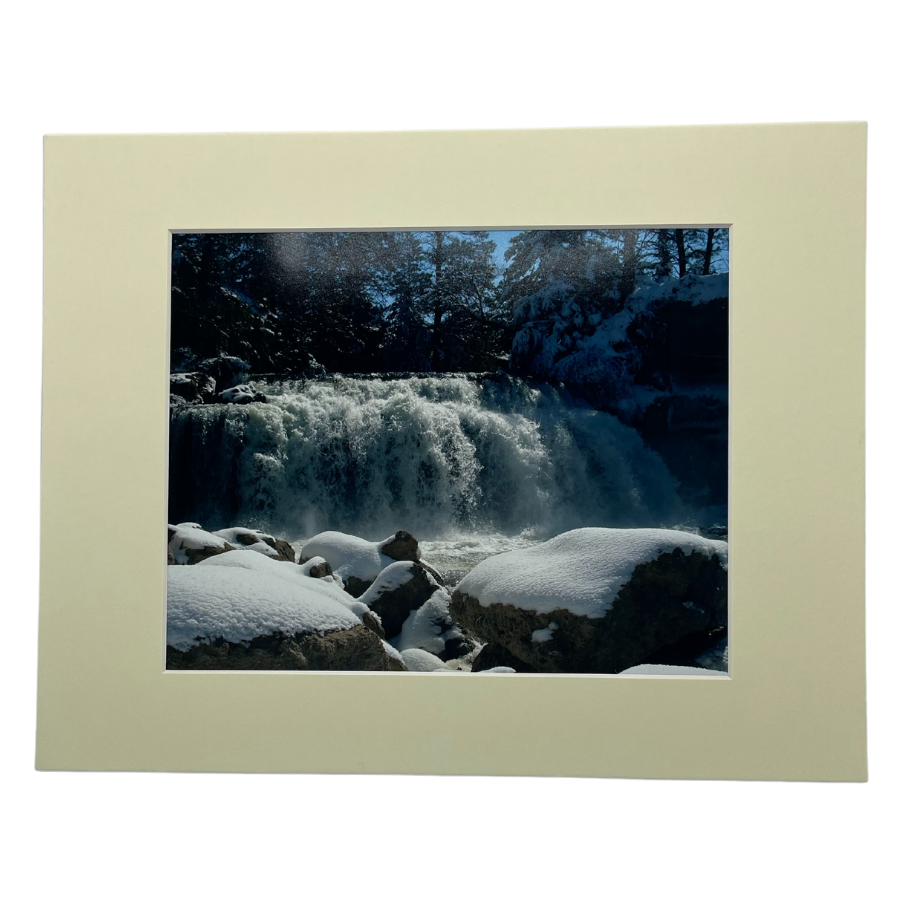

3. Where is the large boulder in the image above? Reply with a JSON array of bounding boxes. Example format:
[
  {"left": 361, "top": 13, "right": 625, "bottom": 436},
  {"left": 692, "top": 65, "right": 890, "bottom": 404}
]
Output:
[
  {"left": 380, "top": 530, "right": 420, "bottom": 563},
  {"left": 166, "top": 547, "right": 387, "bottom": 663},
  {"left": 300, "top": 530, "right": 441, "bottom": 598},
  {"left": 166, "top": 624, "right": 406, "bottom": 671},
  {"left": 450, "top": 527, "right": 727, "bottom": 674}
]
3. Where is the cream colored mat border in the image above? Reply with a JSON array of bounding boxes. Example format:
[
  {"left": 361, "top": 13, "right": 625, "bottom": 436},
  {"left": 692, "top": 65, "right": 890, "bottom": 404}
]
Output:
[{"left": 37, "top": 125, "right": 866, "bottom": 779}]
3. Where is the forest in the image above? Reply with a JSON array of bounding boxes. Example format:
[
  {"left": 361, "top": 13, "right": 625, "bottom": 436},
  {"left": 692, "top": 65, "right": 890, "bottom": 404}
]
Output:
[{"left": 171, "top": 228, "right": 728, "bottom": 379}]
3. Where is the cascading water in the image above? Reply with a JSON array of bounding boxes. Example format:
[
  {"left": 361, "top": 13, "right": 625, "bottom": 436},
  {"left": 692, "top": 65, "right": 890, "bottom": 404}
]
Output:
[{"left": 168, "top": 374, "right": 688, "bottom": 541}]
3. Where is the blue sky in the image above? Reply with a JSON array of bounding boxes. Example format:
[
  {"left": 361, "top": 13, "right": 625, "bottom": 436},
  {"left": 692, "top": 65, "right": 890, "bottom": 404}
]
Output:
[{"left": 486, "top": 230, "right": 522, "bottom": 269}]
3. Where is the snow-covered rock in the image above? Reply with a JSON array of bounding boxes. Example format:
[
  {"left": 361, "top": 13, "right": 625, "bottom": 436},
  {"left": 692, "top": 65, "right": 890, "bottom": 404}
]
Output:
[
  {"left": 168, "top": 522, "right": 235, "bottom": 565},
  {"left": 300, "top": 530, "right": 423, "bottom": 596},
  {"left": 218, "top": 384, "right": 267, "bottom": 404},
  {"left": 451, "top": 527, "right": 728, "bottom": 674},
  {"left": 392, "top": 587, "right": 472, "bottom": 661},
  {"left": 212, "top": 526, "right": 295, "bottom": 562},
  {"left": 356, "top": 561, "right": 440, "bottom": 638},
  {"left": 166, "top": 550, "right": 404, "bottom": 671}
]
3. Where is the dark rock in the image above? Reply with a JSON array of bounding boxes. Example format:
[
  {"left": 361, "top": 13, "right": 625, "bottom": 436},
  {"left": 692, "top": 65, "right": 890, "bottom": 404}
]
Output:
[
  {"left": 307, "top": 560, "right": 334, "bottom": 579},
  {"left": 418, "top": 561, "right": 446, "bottom": 586},
  {"left": 451, "top": 548, "right": 727, "bottom": 674},
  {"left": 299, "top": 625, "right": 405, "bottom": 671},
  {"left": 361, "top": 611, "right": 386, "bottom": 639},
  {"left": 640, "top": 625, "right": 727, "bottom": 668},
  {"left": 345, "top": 576, "right": 373, "bottom": 598},
  {"left": 271, "top": 538, "right": 296, "bottom": 563},
  {"left": 183, "top": 542, "right": 236, "bottom": 565},
  {"left": 367, "top": 563, "right": 439, "bottom": 639},
  {"left": 235, "top": 531, "right": 259, "bottom": 546},
  {"left": 471, "top": 642, "right": 535, "bottom": 673},
  {"left": 167, "top": 547, "right": 176, "bottom": 565},
  {"left": 198, "top": 356, "right": 250, "bottom": 392},
  {"left": 166, "top": 624, "right": 406, "bottom": 671},
  {"left": 169, "top": 372, "right": 216, "bottom": 404},
  {"left": 438, "top": 631, "right": 475, "bottom": 663},
  {"left": 381, "top": 530, "right": 421, "bottom": 563}
]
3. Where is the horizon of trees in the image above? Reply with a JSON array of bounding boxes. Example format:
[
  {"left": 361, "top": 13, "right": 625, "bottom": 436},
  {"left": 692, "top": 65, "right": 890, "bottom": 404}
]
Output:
[{"left": 171, "top": 228, "right": 729, "bottom": 376}]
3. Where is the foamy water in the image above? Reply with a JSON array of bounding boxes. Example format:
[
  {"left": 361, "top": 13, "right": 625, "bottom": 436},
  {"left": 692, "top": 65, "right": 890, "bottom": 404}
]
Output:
[{"left": 169, "top": 374, "right": 688, "bottom": 539}]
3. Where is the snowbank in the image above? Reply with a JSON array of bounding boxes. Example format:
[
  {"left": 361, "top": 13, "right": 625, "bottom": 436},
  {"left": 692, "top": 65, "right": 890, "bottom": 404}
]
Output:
[
  {"left": 456, "top": 527, "right": 728, "bottom": 619},
  {"left": 512, "top": 273, "right": 728, "bottom": 414},
  {"left": 166, "top": 549, "right": 364, "bottom": 650},
  {"left": 618, "top": 664, "right": 728, "bottom": 676}
]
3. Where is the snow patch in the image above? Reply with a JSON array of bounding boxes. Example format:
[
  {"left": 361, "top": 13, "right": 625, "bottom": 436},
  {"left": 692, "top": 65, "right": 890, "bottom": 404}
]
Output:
[
  {"left": 531, "top": 622, "right": 558, "bottom": 643},
  {"left": 618, "top": 664, "right": 727, "bottom": 676},
  {"left": 400, "top": 648, "right": 449, "bottom": 672}
]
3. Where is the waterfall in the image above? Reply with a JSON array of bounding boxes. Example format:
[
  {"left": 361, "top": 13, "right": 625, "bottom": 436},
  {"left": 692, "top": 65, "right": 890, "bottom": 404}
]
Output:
[{"left": 168, "top": 374, "right": 688, "bottom": 540}]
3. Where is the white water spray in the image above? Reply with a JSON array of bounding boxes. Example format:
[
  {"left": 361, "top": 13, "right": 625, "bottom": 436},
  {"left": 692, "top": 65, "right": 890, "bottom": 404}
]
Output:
[{"left": 168, "top": 375, "right": 687, "bottom": 540}]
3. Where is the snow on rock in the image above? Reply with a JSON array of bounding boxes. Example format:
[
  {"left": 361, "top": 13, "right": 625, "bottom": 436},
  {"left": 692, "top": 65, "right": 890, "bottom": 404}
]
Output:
[
  {"left": 298, "top": 556, "right": 343, "bottom": 587},
  {"left": 168, "top": 523, "right": 235, "bottom": 565},
  {"left": 511, "top": 273, "right": 728, "bottom": 433},
  {"left": 391, "top": 587, "right": 468, "bottom": 660},
  {"left": 531, "top": 622, "right": 558, "bottom": 643},
  {"left": 300, "top": 531, "right": 393, "bottom": 583},
  {"left": 618, "top": 664, "right": 728, "bottom": 676},
  {"left": 351, "top": 561, "right": 442, "bottom": 638},
  {"left": 219, "top": 384, "right": 266, "bottom": 404},
  {"left": 169, "top": 372, "right": 216, "bottom": 405},
  {"left": 400, "top": 648, "right": 449, "bottom": 672},
  {"left": 213, "top": 527, "right": 282, "bottom": 558},
  {"left": 456, "top": 527, "right": 727, "bottom": 619},
  {"left": 479, "top": 666, "right": 516, "bottom": 674},
  {"left": 451, "top": 527, "right": 728, "bottom": 674},
  {"left": 212, "top": 526, "right": 296, "bottom": 563},
  {"left": 381, "top": 640, "right": 405, "bottom": 664},
  {"left": 359, "top": 561, "right": 419, "bottom": 601},
  {"left": 166, "top": 549, "right": 365, "bottom": 650}
]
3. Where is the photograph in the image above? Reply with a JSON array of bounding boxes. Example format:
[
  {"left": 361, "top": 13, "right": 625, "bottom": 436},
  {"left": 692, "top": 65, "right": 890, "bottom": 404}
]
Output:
[{"left": 166, "top": 227, "right": 730, "bottom": 675}]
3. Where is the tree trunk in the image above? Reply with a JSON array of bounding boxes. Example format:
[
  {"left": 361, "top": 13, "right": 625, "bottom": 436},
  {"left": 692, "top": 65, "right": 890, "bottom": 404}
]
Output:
[
  {"left": 702, "top": 228, "right": 715, "bottom": 275},
  {"left": 431, "top": 231, "right": 444, "bottom": 369},
  {"left": 675, "top": 229, "right": 687, "bottom": 277},
  {"left": 620, "top": 229, "right": 637, "bottom": 302}
]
